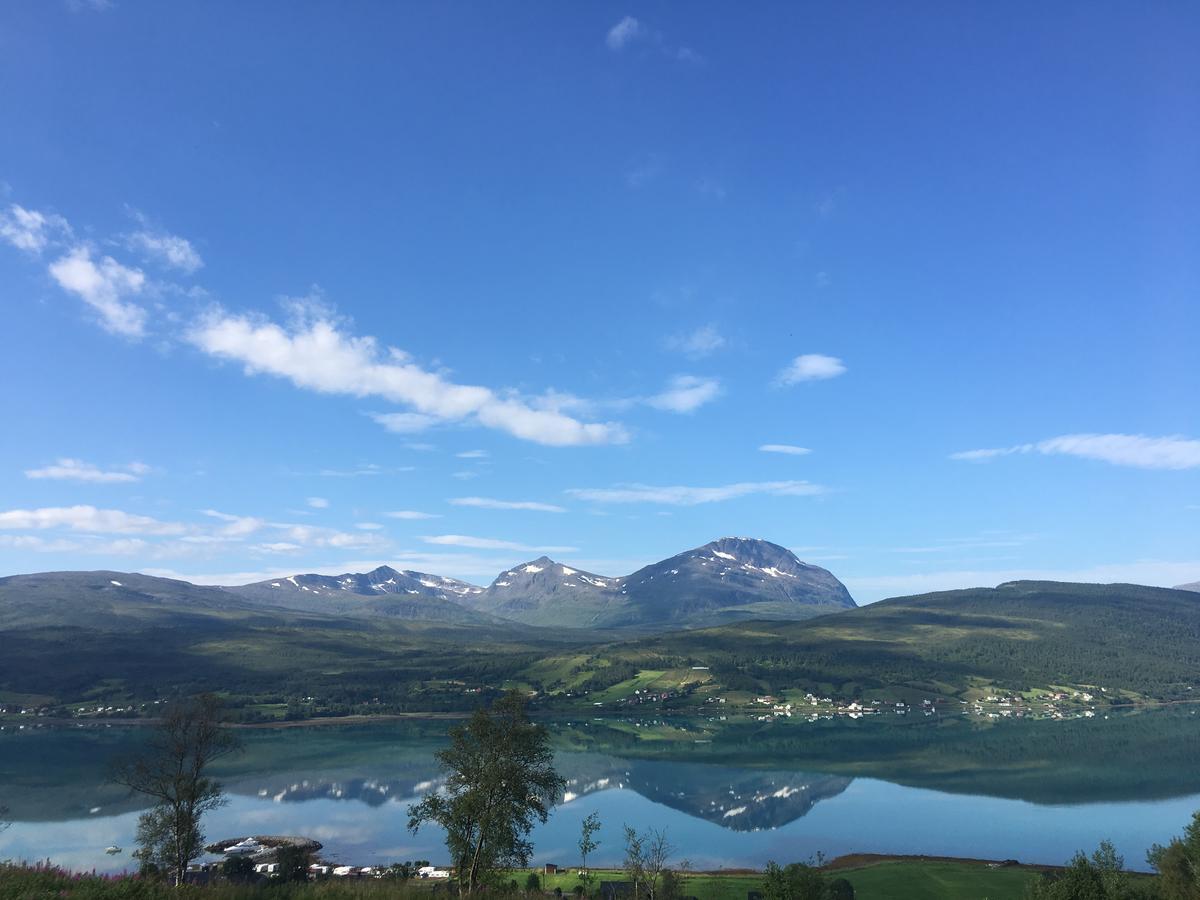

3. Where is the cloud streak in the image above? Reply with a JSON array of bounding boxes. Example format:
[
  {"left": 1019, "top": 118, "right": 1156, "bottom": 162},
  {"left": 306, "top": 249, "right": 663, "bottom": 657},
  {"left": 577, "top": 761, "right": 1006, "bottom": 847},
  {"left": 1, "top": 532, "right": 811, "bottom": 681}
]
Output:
[
  {"left": 188, "top": 309, "right": 629, "bottom": 447},
  {"left": 449, "top": 497, "right": 566, "bottom": 513},
  {"left": 566, "top": 480, "right": 825, "bottom": 506},
  {"left": 0, "top": 505, "right": 184, "bottom": 535},
  {"left": 951, "top": 433, "right": 1200, "bottom": 471},
  {"left": 759, "top": 444, "right": 811, "bottom": 456},
  {"left": 775, "top": 354, "right": 846, "bottom": 385},
  {"left": 24, "top": 458, "right": 150, "bottom": 483},
  {"left": 645, "top": 375, "right": 721, "bottom": 413},
  {"left": 421, "top": 534, "right": 578, "bottom": 553}
]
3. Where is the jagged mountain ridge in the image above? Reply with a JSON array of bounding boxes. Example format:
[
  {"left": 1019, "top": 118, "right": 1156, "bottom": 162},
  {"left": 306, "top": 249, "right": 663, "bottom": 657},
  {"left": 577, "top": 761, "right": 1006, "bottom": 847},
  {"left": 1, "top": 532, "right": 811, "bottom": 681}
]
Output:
[
  {"left": 456, "top": 537, "right": 856, "bottom": 628},
  {"left": 226, "top": 565, "right": 493, "bottom": 624}
]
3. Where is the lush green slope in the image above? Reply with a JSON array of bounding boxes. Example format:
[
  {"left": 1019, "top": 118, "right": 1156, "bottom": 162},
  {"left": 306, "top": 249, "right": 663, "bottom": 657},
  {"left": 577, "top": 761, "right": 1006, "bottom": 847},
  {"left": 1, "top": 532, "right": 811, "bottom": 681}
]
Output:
[
  {"left": 543, "top": 581, "right": 1200, "bottom": 704},
  {"left": 2, "top": 578, "right": 1197, "bottom": 713}
]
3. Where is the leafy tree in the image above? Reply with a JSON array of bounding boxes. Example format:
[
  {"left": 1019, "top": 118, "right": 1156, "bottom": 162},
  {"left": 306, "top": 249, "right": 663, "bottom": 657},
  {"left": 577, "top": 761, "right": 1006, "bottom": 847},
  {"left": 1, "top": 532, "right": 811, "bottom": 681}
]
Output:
[
  {"left": 761, "top": 861, "right": 828, "bottom": 900},
  {"left": 579, "top": 812, "right": 602, "bottom": 882},
  {"left": 826, "top": 879, "right": 854, "bottom": 900},
  {"left": 111, "top": 693, "right": 241, "bottom": 886},
  {"left": 1025, "top": 841, "right": 1139, "bottom": 900},
  {"left": 526, "top": 872, "right": 543, "bottom": 893},
  {"left": 409, "top": 691, "right": 565, "bottom": 895},
  {"left": 1148, "top": 810, "right": 1200, "bottom": 900},
  {"left": 274, "top": 844, "right": 312, "bottom": 883},
  {"left": 389, "top": 860, "right": 429, "bottom": 880},
  {"left": 221, "top": 856, "right": 255, "bottom": 883}
]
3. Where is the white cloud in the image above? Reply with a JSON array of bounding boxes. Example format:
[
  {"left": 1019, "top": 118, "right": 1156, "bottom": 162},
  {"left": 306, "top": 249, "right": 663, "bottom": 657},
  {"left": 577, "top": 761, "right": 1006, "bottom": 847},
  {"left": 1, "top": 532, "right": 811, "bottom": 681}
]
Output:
[
  {"left": 306, "top": 497, "right": 329, "bottom": 509},
  {"left": 251, "top": 542, "right": 303, "bottom": 553},
  {"left": 456, "top": 449, "right": 489, "bottom": 459},
  {"left": 0, "top": 204, "right": 70, "bottom": 254},
  {"left": 24, "top": 458, "right": 150, "bottom": 483},
  {"left": 759, "top": 444, "right": 812, "bottom": 456},
  {"left": 950, "top": 433, "right": 1200, "bottom": 471},
  {"left": 318, "top": 464, "right": 398, "bottom": 477},
  {"left": 0, "top": 505, "right": 184, "bottom": 535},
  {"left": 450, "top": 497, "right": 566, "bottom": 513},
  {"left": 606, "top": 16, "right": 645, "bottom": 50},
  {"left": 202, "top": 509, "right": 265, "bottom": 537},
  {"left": 355, "top": 522, "right": 384, "bottom": 530},
  {"left": 421, "top": 534, "right": 578, "bottom": 553},
  {"left": 385, "top": 510, "right": 441, "bottom": 520},
  {"left": 646, "top": 375, "right": 721, "bottom": 413},
  {"left": 0, "top": 534, "right": 148, "bottom": 555},
  {"left": 565, "top": 480, "right": 825, "bottom": 506},
  {"left": 370, "top": 412, "right": 441, "bottom": 434},
  {"left": 666, "top": 324, "right": 725, "bottom": 358},
  {"left": 775, "top": 354, "right": 846, "bottom": 385},
  {"left": 275, "top": 523, "right": 385, "bottom": 550},
  {"left": 188, "top": 310, "right": 628, "bottom": 447},
  {"left": 125, "top": 229, "right": 203, "bottom": 274},
  {"left": 48, "top": 246, "right": 147, "bottom": 337}
]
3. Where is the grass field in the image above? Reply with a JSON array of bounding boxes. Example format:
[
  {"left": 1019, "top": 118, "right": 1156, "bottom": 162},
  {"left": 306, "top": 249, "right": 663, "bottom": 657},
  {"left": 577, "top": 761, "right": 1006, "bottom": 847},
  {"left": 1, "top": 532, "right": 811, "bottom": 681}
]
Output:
[{"left": 524, "top": 861, "right": 1040, "bottom": 900}]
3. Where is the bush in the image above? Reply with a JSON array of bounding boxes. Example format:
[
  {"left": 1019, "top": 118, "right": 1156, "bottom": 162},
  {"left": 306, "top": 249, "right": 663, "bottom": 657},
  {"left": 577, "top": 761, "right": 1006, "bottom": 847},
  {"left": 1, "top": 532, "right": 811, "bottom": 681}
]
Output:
[{"left": 525, "top": 873, "right": 542, "bottom": 893}]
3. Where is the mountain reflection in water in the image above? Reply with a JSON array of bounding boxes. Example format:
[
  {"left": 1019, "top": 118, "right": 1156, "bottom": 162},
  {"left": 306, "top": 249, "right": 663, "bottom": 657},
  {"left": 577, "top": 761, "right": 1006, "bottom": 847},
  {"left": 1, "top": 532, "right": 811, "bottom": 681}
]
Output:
[{"left": 1, "top": 708, "right": 1198, "bottom": 872}]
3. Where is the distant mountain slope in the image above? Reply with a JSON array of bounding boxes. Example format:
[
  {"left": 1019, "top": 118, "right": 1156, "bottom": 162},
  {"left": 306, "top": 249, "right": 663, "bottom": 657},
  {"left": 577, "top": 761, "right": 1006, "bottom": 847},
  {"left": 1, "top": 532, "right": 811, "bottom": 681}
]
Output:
[
  {"left": 461, "top": 537, "right": 855, "bottom": 629},
  {"left": 621, "top": 537, "right": 855, "bottom": 626},
  {"left": 226, "top": 565, "right": 493, "bottom": 624},
  {"left": 466, "top": 557, "right": 626, "bottom": 627},
  {"left": 618, "top": 580, "right": 1200, "bottom": 699},
  {"left": 0, "top": 570, "right": 256, "bottom": 631},
  {"left": 1176, "top": 580, "right": 1200, "bottom": 593}
]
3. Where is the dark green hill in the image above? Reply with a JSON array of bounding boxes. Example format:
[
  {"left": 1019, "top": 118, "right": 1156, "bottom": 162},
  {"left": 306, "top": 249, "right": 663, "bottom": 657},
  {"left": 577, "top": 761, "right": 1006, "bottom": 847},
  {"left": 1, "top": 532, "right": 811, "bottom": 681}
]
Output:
[{"left": 608, "top": 580, "right": 1200, "bottom": 700}]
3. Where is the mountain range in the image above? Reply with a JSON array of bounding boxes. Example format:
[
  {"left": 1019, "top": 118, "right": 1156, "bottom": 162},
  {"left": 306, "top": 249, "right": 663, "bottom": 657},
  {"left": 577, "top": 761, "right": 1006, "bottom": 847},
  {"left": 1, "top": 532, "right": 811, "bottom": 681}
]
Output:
[{"left": 222, "top": 536, "right": 856, "bottom": 630}]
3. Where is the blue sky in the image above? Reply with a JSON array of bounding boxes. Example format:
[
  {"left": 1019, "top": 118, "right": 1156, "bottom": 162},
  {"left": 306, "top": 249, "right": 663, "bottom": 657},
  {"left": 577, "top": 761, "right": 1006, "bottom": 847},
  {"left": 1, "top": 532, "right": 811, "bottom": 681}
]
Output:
[{"left": 1, "top": 2, "right": 1198, "bottom": 603}]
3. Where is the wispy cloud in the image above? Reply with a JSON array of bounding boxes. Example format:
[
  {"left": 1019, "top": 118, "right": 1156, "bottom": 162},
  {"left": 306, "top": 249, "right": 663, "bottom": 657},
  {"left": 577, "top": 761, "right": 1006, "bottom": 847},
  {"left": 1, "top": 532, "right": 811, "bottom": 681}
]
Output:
[
  {"left": 449, "top": 497, "right": 566, "bottom": 513},
  {"left": 24, "top": 458, "right": 150, "bottom": 483},
  {"left": 666, "top": 324, "right": 725, "bottom": 358},
  {"left": 775, "top": 354, "right": 846, "bottom": 385},
  {"left": 49, "top": 246, "right": 148, "bottom": 337},
  {"left": 421, "top": 534, "right": 577, "bottom": 553},
  {"left": 566, "top": 480, "right": 825, "bottom": 506},
  {"left": 0, "top": 204, "right": 71, "bottom": 254},
  {"left": 645, "top": 375, "right": 721, "bottom": 413},
  {"left": 456, "top": 449, "right": 489, "bottom": 459},
  {"left": 202, "top": 509, "right": 266, "bottom": 537},
  {"left": 124, "top": 228, "right": 203, "bottom": 274},
  {"left": 759, "top": 444, "right": 811, "bottom": 456},
  {"left": 306, "top": 497, "right": 329, "bottom": 509},
  {"left": 188, "top": 307, "right": 629, "bottom": 447},
  {"left": 606, "top": 16, "right": 646, "bottom": 51},
  {"left": 951, "top": 433, "right": 1200, "bottom": 471},
  {"left": 370, "top": 412, "right": 442, "bottom": 434},
  {"left": 0, "top": 505, "right": 184, "bottom": 535},
  {"left": 605, "top": 16, "right": 702, "bottom": 63},
  {"left": 385, "top": 510, "right": 441, "bottom": 520}
]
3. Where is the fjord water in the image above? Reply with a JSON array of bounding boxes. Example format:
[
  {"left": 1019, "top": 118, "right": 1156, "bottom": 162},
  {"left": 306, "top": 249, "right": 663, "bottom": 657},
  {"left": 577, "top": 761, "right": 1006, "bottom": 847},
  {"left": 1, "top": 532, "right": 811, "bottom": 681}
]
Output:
[{"left": 2, "top": 710, "right": 1198, "bottom": 874}]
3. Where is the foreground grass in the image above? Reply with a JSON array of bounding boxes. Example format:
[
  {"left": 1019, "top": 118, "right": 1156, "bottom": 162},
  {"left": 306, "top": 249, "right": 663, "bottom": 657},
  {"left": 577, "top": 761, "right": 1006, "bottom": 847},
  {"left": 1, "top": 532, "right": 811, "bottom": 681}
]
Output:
[
  {"left": 0, "top": 861, "right": 1062, "bottom": 900},
  {"left": 527, "top": 862, "right": 1039, "bottom": 900}
]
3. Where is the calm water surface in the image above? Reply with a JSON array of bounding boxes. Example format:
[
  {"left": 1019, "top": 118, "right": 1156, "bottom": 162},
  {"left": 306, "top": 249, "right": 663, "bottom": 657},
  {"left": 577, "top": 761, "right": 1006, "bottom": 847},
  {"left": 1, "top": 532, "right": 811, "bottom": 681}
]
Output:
[{"left": 2, "top": 709, "right": 1197, "bottom": 873}]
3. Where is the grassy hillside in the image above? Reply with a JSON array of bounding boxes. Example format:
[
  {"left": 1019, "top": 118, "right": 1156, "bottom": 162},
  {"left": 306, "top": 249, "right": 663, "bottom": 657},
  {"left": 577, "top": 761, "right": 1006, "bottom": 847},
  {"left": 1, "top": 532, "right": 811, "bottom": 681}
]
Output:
[
  {"left": 534, "top": 581, "right": 1200, "bottom": 707},
  {"left": 2, "top": 578, "right": 1197, "bottom": 714}
]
